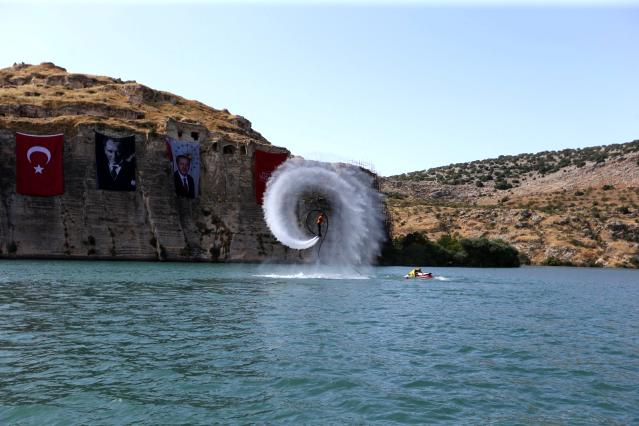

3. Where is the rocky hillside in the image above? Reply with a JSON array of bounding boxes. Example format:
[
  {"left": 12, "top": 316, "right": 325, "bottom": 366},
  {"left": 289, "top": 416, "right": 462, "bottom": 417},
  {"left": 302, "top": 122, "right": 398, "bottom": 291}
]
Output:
[
  {"left": 382, "top": 141, "right": 639, "bottom": 268},
  {"left": 0, "top": 62, "right": 265, "bottom": 142},
  {"left": 0, "top": 62, "right": 293, "bottom": 262},
  {"left": 3, "top": 62, "right": 637, "bottom": 268}
]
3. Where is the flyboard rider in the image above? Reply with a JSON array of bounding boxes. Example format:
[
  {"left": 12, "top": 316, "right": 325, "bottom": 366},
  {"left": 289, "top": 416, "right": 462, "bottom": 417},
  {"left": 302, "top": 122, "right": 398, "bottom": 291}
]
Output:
[{"left": 316, "top": 212, "right": 325, "bottom": 237}]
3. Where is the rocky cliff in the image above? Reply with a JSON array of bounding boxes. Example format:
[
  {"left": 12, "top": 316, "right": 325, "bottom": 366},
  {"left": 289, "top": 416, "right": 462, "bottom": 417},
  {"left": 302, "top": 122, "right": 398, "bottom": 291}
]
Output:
[{"left": 0, "top": 62, "right": 299, "bottom": 262}]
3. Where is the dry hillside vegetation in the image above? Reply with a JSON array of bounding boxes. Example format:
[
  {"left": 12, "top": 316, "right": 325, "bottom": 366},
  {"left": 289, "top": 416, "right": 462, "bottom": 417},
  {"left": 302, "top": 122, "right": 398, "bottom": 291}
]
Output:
[
  {"left": 0, "top": 62, "right": 267, "bottom": 145},
  {"left": 383, "top": 142, "right": 639, "bottom": 268}
]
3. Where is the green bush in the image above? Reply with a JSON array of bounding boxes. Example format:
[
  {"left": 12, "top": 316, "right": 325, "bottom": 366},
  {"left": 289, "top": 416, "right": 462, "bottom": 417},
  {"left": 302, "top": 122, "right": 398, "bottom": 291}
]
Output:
[
  {"left": 437, "top": 234, "right": 463, "bottom": 252},
  {"left": 495, "top": 180, "right": 512, "bottom": 190},
  {"left": 381, "top": 233, "right": 520, "bottom": 267},
  {"left": 386, "top": 192, "right": 406, "bottom": 200},
  {"left": 460, "top": 238, "right": 520, "bottom": 267},
  {"left": 384, "top": 232, "right": 452, "bottom": 266},
  {"left": 542, "top": 256, "right": 573, "bottom": 266},
  {"left": 518, "top": 252, "right": 531, "bottom": 265},
  {"left": 617, "top": 206, "right": 630, "bottom": 214}
]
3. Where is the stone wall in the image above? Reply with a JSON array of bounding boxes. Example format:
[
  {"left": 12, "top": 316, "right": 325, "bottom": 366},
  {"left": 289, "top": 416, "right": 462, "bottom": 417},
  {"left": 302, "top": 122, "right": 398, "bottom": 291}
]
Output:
[{"left": 0, "top": 120, "right": 299, "bottom": 262}]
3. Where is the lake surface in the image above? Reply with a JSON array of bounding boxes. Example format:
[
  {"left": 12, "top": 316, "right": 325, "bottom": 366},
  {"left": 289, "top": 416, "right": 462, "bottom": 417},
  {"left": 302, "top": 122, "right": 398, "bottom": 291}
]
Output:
[{"left": 1, "top": 261, "right": 638, "bottom": 424}]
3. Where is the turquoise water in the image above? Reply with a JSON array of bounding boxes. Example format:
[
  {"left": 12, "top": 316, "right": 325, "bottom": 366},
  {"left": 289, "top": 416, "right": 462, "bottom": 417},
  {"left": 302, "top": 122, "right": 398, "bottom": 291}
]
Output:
[{"left": 1, "top": 261, "right": 638, "bottom": 424}]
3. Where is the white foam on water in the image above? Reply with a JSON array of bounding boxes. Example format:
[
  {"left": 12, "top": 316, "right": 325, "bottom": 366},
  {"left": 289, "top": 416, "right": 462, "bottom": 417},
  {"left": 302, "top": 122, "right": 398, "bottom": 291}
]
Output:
[
  {"left": 254, "top": 263, "right": 373, "bottom": 280},
  {"left": 254, "top": 273, "right": 370, "bottom": 280},
  {"left": 435, "top": 276, "right": 451, "bottom": 281}
]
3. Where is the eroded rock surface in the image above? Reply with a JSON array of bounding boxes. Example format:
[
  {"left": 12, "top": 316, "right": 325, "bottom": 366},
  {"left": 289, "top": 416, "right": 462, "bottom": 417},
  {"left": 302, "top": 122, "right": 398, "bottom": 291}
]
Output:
[{"left": 0, "top": 62, "right": 295, "bottom": 262}]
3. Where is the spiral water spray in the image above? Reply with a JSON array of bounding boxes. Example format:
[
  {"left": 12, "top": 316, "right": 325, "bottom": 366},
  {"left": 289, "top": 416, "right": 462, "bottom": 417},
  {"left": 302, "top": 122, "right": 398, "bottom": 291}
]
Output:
[{"left": 263, "top": 158, "right": 385, "bottom": 267}]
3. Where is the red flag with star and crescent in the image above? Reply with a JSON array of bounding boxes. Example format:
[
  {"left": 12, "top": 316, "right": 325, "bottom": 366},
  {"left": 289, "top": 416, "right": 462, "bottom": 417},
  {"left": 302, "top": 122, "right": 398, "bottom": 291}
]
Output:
[{"left": 15, "top": 132, "right": 64, "bottom": 196}]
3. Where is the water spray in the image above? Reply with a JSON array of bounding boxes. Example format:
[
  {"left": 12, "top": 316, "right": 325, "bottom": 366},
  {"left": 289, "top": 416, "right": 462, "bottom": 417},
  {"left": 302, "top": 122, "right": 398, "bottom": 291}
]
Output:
[{"left": 263, "top": 158, "right": 385, "bottom": 268}]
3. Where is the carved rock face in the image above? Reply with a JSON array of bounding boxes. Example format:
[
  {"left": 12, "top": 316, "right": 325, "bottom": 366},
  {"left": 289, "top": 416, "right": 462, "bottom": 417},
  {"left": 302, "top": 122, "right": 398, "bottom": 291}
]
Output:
[{"left": 0, "top": 63, "right": 293, "bottom": 262}]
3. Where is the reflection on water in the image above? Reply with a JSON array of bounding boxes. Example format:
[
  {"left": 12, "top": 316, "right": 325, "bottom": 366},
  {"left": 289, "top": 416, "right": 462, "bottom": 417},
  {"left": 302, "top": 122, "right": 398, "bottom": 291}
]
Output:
[{"left": 1, "top": 260, "right": 638, "bottom": 424}]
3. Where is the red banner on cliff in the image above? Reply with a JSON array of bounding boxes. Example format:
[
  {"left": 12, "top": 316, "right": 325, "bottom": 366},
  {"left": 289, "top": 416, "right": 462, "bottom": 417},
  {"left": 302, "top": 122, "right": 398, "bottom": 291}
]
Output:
[
  {"left": 15, "top": 132, "right": 64, "bottom": 196},
  {"left": 253, "top": 150, "right": 288, "bottom": 204}
]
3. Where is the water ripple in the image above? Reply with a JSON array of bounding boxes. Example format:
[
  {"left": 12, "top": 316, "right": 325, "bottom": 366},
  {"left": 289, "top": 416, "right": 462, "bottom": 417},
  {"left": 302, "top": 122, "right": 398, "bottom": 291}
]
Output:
[{"left": 1, "top": 261, "right": 638, "bottom": 424}]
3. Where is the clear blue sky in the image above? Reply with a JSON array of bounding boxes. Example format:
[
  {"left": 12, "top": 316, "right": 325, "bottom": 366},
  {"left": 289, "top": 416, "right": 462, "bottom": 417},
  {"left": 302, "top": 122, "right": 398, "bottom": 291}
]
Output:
[{"left": 1, "top": 1, "right": 637, "bottom": 176}]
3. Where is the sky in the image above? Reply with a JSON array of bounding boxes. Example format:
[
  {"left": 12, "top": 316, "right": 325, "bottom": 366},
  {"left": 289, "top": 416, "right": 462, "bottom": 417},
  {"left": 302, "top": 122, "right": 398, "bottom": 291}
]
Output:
[{"left": 1, "top": 1, "right": 637, "bottom": 176}]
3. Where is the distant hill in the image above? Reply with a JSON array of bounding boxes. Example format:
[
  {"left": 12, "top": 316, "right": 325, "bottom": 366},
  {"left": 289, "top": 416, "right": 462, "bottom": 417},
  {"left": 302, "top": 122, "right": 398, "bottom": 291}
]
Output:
[{"left": 382, "top": 140, "right": 639, "bottom": 268}]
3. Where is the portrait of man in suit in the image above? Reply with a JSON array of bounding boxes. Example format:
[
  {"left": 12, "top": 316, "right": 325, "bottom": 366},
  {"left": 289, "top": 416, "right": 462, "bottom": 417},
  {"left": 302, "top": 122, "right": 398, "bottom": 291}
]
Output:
[
  {"left": 173, "top": 154, "right": 195, "bottom": 198},
  {"left": 95, "top": 133, "right": 136, "bottom": 191}
]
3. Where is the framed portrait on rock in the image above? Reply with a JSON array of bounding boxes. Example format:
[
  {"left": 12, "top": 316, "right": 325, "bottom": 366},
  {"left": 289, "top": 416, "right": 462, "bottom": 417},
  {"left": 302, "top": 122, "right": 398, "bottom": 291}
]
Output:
[
  {"left": 166, "top": 138, "right": 200, "bottom": 199},
  {"left": 95, "top": 132, "right": 136, "bottom": 191}
]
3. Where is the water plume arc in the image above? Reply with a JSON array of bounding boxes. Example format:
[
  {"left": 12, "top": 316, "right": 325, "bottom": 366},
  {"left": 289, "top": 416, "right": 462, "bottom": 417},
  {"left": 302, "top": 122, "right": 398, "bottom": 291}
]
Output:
[{"left": 263, "top": 158, "right": 385, "bottom": 266}]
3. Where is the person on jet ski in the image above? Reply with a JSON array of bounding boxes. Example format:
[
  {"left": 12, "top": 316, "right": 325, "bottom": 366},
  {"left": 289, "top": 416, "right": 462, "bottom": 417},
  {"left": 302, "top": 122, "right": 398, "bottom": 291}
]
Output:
[{"left": 407, "top": 268, "right": 432, "bottom": 278}]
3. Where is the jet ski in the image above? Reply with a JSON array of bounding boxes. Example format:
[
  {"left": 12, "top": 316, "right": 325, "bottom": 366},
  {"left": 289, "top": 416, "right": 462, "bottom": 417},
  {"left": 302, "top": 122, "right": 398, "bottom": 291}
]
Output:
[{"left": 404, "top": 269, "right": 433, "bottom": 279}]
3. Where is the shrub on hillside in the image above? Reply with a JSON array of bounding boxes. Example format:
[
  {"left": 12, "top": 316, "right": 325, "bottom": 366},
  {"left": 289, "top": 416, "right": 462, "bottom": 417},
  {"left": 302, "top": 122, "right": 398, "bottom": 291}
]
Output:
[
  {"left": 541, "top": 256, "right": 573, "bottom": 266},
  {"left": 382, "top": 232, "right": 453, "bottom": 266},
  {"left": 380, "top": 233, "right": 520, "bottom": 267},
  {"left": 494, "top": 180, "right": 512, "bottom": 190},
  {"left": 518, "top": 252, "right": 531, "bottom": 265},
  {"left": 386, "top": 192, "right": 406, "bottom": 200},
  {"left": 617, "top": 206, "right": 631, "bottom": 215},
  {"left": 460, "top": 237, "right": 520, "bottom": 267}
]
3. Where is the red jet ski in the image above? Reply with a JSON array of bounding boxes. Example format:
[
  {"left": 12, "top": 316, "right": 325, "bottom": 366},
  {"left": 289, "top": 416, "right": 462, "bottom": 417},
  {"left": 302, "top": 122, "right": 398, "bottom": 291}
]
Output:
[{"left": 404, "top": 269, "right": 433, "bottom": 279}]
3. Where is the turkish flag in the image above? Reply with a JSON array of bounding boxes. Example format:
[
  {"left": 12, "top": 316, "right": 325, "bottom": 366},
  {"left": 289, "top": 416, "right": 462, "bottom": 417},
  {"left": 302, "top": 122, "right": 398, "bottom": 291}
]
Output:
[
  {"left": 253, "top": 150, "right": 288, "bottom": 204},
  {"left": 164, "top": 138, "right": 173, "bottom": 162},
  {"left": 15, "top": 132, "right": 64, "bottom": 196}
]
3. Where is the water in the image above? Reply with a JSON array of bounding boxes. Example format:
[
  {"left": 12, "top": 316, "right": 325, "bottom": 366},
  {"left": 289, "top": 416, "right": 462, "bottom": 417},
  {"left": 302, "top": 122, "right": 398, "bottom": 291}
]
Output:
[{"left": 1, "top": 261, "right": 638, "bottom": 424}]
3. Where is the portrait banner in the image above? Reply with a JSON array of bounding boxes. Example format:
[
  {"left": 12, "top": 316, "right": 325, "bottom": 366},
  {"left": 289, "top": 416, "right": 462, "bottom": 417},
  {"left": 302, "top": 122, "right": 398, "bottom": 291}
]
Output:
[
  {"left": 253, "top": 150, "right": 288, "bottom": 204},
  {"left": 167, "top": 138, "right": 200, "bottom": 199},
  {"left": 95, "top": 132, "right": 136, "bottom": 191},
  {"left": 15, "top": 132, "right": 64, "bottom": 197}
]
